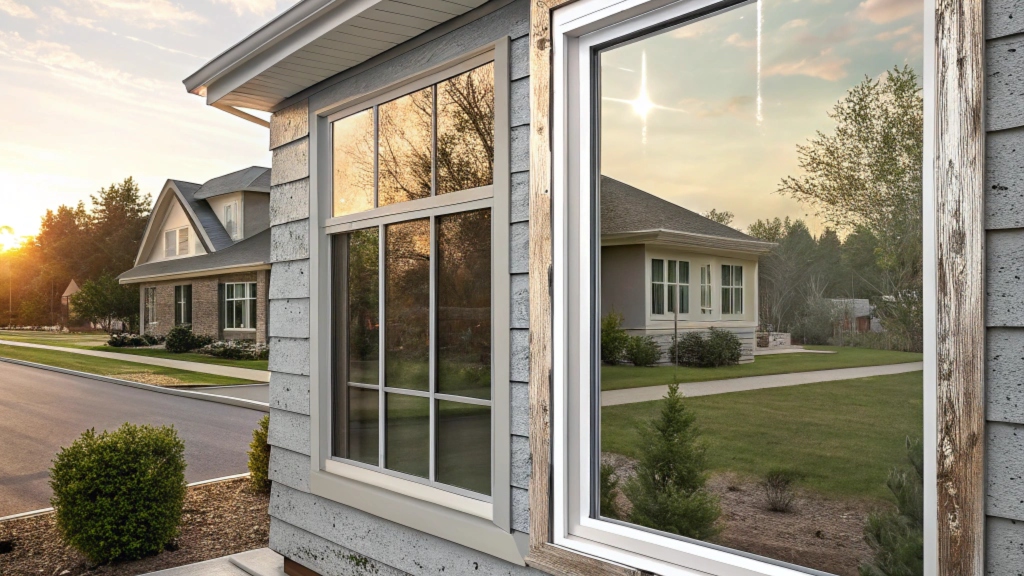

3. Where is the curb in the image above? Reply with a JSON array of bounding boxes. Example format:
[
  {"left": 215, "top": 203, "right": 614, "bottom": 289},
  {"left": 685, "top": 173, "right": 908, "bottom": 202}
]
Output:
[
  {"left": 0, "top": 473, "right": 253, "bottom": 523},
  {"left": 0, "top": 357, "right": 270, "bottom": 413}
]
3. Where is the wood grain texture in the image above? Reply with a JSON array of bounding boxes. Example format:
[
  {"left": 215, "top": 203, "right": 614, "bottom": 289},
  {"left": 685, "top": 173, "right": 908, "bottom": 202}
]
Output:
[
  {"left": 525, "top": 0, "right": 640, "bottom": 574},
  {"left": 936, "top": 0, "right": 986, "bottom": 573}
]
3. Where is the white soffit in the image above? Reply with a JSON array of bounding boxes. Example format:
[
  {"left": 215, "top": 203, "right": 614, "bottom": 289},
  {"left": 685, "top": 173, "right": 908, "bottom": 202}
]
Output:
[{"left": 185, "top": 0, "right": 490, "bottom": 112}]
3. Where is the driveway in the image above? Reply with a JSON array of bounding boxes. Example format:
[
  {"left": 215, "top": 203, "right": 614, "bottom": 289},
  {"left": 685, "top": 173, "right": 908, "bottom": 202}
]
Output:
[{"left": 0, "top": 361, "right": 265, "bottom": 517}]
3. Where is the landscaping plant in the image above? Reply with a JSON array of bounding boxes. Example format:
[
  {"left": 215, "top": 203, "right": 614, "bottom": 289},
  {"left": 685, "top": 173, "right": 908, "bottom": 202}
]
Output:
[
  {"left": 624, "top": 335, "right": 661, "bottom": 367},
  {"left": 249, "top": 414, "right": 271, "bottom": 493},
  {"left": 622, "top": 383, "right": 720, "bottom": 539},
  {"left": 859, "top": 438, "right": 924, "bottom": 576},
  {"left": 601, "top": 312, "right": 629, "bottom": 365},
  {"left": 600, "top": 463, "right": 620, "bottom": 519},
  {"left": 760, "top": 468, "right": 799, "bottom": 512},
  {"left": 198, "top": 340, "right": 270, "bottom": 360},
  {"left": 49, "top": 422, "right": 186, "bottom": 563},
  {"left": 107, "top": 333, "right": 163, "bottom": 347},
  {"left": 671, "top": 328, "right": 742, "bottom": 367},
  {"left": 165, "top": 324, "right": 214, "bottom": 353}
]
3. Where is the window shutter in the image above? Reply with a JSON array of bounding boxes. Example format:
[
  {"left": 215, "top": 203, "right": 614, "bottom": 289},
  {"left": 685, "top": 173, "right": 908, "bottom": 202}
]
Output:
[
  {"left": 178, "top": 228, "right": 189, "bottom": 255},
  {"left": 218, "top": 284, "right": 225, "bottom": 334},
  {"left": 184, "top": 285, "right": 192, "bottom": 325}
]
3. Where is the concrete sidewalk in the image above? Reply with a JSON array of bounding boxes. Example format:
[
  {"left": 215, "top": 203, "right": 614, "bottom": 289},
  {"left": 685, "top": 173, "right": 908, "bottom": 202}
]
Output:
[
  {"left": 0, "top": 339, "right": 269, "bottom": 382},
  {"left": 601, "top": 361, "right": 924, "bottom": 406},
  {"left": 142, "top": 548, "right": 284, "bottom": 576},
  {"left": 195, "top": 383, "right": 270, "bottom": 403}
]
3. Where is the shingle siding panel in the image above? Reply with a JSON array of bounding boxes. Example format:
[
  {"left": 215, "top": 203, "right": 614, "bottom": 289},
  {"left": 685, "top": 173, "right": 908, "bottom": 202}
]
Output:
[
  {"left": 986, "top": 229, "right": 1024, "bottom": 326},
  {"left": 510, "top": 328, "right": 529, "bottom": 383},
  {"left": 271, "top": 138, "right": 310, "bottom": 186},
  {"left": 271, "top": 518, "right": 411, "bottom": 576},
  {"left": 511, "top": 171, "right": 530, "bottom": 223},
  {"left": 511, "top": 78, "right": 529, "bottom": 127},
  {"left": 269, "top": 336, "right": 311, "bottom": 376},
  {"left": 269, "top": 408, "right": 311, "bottom": 456},
  {"left": 270, "top": 372, "right": 310, "bottom": 415},
  {"left": 511, "top": 434, "right": 531, "bottom": 489},
  {"left": 987, "top": 516, "right": 1024, "bottom": 576},
  {"left": 510, "top": 221, "right": 529, "bottom": 274},
  {"left": 989, "top": 0, "right": 1024, "bottom": 40},
  {"left": 511, "top": 273, "right": 529, "bottom": 328},
  {"left": 271, "top": 218, "right": 311, "bottom": 263},
  {"left": 269, "top": 298, "right": 311, "bottom": 339},
  {"left": 511, "top": 125, "right": 529, "bottom": 173},
  {"left": 270, "top": 484, "right": 542, "bottom": 576},
  {"left": 270, "top": 100, "right": 310, "bottom": 150},
  {"left": 270, "top": 446, "right": 311, "bottom": 492},
  {"left": 511, "top": 382, "right": 529, "bottom": 437},
  {"left": 987, "top": 127, "right": 1024, "bottom": 230},
  {"left": 987, "top": 34, "right": 1024, "bottom": 132},
  {"left": 511, "top": 487, "right": 529, "bottom": 533},
  {"left": 270, "top": 179, "right": 310, "bottom": 226},
  {"left": 269, "top": 260, "right": 310, "bottom": 299},
  {"left": 988, "top": 328, "right": 1024, "bottom": 423},
  {"left": 510, "top": 36, "right": 529, "bottom": 80}
]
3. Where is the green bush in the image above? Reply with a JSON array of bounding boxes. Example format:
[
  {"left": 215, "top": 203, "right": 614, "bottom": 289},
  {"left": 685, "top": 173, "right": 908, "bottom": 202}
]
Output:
[
  {"left": 249, "top": 414, "right": 271, "bottom": 493},
  {"left": 165, "top": 324, "right": 213, "bottom": 353},
  {"left": 198, "top": 340, "right": 270, "bottom": 360},
  {"left": 670, "top": 328, "right": 742, "bottom": 367},
  {"left": 600, "top": 463, "right": 620, "bottom": 519},
  {"left": 601, "top": 312, "right": 629, "bottom": 365},
  {"left": 107, "top": 333, "right": 163, "bottom": 347},
  {"left": 624, "top": 335, "right": 661, "bottom": 367},
  {"left": 622, "top": 383, "right": 720, "bottom": 539},
  {"left": 49, "top": 423, "right": 186, "bottom": 563},
  {"left": 859, "top": 438, "right": 923, "bottom": 576},
  {"left": 760, "top": 468, "right": 799, "bottom": 512}
]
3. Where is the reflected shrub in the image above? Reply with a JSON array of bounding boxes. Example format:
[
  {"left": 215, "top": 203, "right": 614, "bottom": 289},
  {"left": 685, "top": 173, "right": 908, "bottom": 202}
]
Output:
[
  {"left": 601, "top": 312, "right": 630, "bottom": 365},
  {"left": 624, "top": 335, "right": 661, "bottom": 367},
  {"left": 671, "top": 328, "right": 741, "bottom": 367},
  {"left": 623, "top": 383, "right": 720, "bottom": 539},
  {"left": 600, "top": 463, "right": 620, "bottom": 519},
  {"left": 197, "top": 340, "right": 269, "bottom": 360},
  {"left": 760, "top": 468, "right": 799, "bottom": 512},
  {"left": 860, "top": 438, "right": 924, "bottom": 576}
]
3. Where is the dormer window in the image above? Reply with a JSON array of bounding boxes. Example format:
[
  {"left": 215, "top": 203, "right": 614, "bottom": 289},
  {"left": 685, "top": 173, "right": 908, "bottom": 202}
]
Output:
[
  {"left": 224, "top": 201, "right": 241, "bottom": 240},
  {"left": 165, "top": 227, "right": 189, "bottom": 258}
]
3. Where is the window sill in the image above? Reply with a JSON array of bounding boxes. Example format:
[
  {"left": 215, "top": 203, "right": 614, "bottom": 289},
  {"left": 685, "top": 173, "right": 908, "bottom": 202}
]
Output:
[
  {"left": 223, "top": 328, "right": 256, "bottom": 332},
  {"left": 323, "top": 459, "right": 491, "bottom": 520}
]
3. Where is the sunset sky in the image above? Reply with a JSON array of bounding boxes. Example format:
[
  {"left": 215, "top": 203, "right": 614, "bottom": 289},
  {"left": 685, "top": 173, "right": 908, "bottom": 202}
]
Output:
[
  {"left": 0, "top": 0, "right": 302, "bottom": 249},
  {"left": 600, "top": 0, "right": 923, "bottom": 236}
]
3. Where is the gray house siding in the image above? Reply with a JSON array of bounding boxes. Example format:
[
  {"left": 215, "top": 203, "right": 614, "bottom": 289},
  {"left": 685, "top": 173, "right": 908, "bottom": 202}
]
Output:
[
  {"left": 265, "top": 1, "right": 540, "bottom": 574},
  {"left": 986, "top": 1, "right": 1024, "bottom": 573}
]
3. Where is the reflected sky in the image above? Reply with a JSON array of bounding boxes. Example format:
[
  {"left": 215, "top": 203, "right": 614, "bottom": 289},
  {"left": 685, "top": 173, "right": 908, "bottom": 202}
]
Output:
[{"left": 600, "top": 0, "right": 923, "bottom": 235}]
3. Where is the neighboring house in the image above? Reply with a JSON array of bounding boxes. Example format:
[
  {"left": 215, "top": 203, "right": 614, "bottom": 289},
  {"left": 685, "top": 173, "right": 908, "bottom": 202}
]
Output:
[
  {"left": 117, "top": 167, "right": 272, "bottom": 344},
  {"left": 600, "top": 176, "right": 774, "bottom": 362},
  {"left": 60, "top": 279, "right": 80, "bottom": 328},
  {"left": 179, "top": 0, "right": 1007, "bottom": 575},
  {"left": 827, "top": 298, "right": 881, "bottom": 334}
]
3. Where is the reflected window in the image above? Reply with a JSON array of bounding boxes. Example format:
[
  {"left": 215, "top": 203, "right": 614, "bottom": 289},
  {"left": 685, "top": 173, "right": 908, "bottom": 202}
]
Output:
[
  {"left": 590, "top": 0, "right": 925, "bottom": 572},
  {"left": 330, "top": 63, "right": 496, "bottom": 217}
]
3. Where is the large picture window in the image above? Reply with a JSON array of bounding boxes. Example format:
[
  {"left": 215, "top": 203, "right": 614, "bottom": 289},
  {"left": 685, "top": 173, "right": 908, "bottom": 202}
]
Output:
[
  {"left": 144, "top": 287, "right": 156, "bottom": 326},
  {"left": 553, "top": 0, "right": 927, "bottom": 573},
  {"left": 325, "top": 53, "right": 504, "bottom": 506}
]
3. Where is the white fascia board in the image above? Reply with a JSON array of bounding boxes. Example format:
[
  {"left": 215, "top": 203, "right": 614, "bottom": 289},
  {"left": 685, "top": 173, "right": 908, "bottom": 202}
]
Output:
[
  {"left": 601, "top": 230, "right": 777, "bottom": 257},
  {"left": 185, "top": 0, "right": 385, "bottom": 108}
]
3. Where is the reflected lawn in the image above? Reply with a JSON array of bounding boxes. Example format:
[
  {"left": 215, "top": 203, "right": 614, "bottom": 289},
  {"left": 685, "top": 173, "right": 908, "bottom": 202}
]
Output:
[
  {"left": 601, "top": 346, "right": 922, "bottom": 391},
  {"left": 601, "top": 371, "right": 923, "bottom": 500}
]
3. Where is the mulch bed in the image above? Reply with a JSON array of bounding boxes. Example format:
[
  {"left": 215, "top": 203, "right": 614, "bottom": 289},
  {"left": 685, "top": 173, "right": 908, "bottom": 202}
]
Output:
[
  {"left": 603, "top": 453, "right": 883, "bottom": 576},
  {"left": 0, "top": 478, "right": 269, "bottom": 576}
]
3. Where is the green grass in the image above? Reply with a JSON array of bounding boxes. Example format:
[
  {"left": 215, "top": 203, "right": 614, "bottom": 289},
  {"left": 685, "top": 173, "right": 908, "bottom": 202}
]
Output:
[
  {"left": 601, "top": 345, "right": 922, "bottom": 391},
  {"left": 601, "top": 371, "right": 923, "bottom": 501},
  {"left": 0, "top": 344, "right": 255, "bottom": 386},
  {"left": 0, "top": 329, "right": 268, "bottom": 370}
]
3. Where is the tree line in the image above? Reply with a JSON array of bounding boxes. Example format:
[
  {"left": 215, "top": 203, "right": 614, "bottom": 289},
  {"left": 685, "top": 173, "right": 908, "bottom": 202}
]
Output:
[{"left": 0, "top": 178, "right": 150, "bottom": 331}]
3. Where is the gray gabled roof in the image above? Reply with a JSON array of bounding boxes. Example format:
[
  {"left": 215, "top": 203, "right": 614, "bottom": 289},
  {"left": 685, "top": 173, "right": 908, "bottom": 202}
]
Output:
[
  {"left": 194, "top": 166, "right": 271, "bottom": 200},
  {"left": 600, "top": 176, "right": 759, "bottom": 242},
  {"left": 118, "top": 228, "right": 270, "bottom": 283}
]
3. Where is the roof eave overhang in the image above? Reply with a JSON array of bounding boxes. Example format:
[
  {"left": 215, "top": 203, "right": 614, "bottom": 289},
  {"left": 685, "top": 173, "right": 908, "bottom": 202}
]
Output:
[
  {"left": 118, "top": 263, "right": 272, "bottom": 285},
  {"left": 183, "top": 0, "right": 378, "bottom": 108},
  {"left": 602, "top": 230, "right": 777, "bottom": 259}
]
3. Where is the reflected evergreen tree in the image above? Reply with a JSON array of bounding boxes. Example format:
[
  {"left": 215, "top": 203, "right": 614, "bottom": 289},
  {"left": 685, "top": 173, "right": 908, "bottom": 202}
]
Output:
[{"left": 860, "top": 438, "right": 924, "bottom": 576}]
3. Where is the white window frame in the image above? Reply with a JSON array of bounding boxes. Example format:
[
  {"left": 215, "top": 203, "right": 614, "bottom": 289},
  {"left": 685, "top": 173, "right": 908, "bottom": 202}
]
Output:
[
  {"left": 550, "top": 0, "right": 938, "bottom": 574},
  {"left": 651, "top": 258, "right": 691, "bottom": 318},
  {"left": 224, "top": 282, "right": 257, "bottom": 330},
  {"left": 700, "top": 263, "right": 713, "bottom": 315},
  {"left": 224, "top": 200, "right": 241, "bottom": 240},
  {"left": 306, "top": 40, "right": 527, "bottom": 565},
  {"left": 164, "top": 226, "right": 189, "bottom": 258},
  {"left": 144, "top": 287, "right": 157, "bottom": 326},
  {"left": 721, "top": 264, "right": 743, "bottom": 315}
]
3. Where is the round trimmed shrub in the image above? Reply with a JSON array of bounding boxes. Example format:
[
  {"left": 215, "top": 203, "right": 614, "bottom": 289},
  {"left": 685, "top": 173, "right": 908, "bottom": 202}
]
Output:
[
  {"left": 248, "top": 414, "right": 271, "bottom": 493},
  {"left": 49, "top": 423, "right": 186, "bottom": 563},
  {"left": 624, "top": 335, "right": 661, "bottom": 367},
  {"left": 670, "top": 328, "right": 742, "bottom": 367},
  {"left": 165, "top": 324, "right": 213, "bottom": 353}
]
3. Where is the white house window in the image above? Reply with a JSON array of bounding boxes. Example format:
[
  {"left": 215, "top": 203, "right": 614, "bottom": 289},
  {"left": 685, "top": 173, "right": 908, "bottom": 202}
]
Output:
[
  {"left": 327, "top": 56, "right": 500, "bottom": 501},
  {"left": 651, "top": 259, "right": 665, "bottom": 314},
  {"left": 165, "top": 227, "right": 189, "bottom": 257},
  {"left": 144, "top": 287, "right": 156, "bottom": 326},
  {"left": 699, "top": 264, "right": 712, "bottom": 314},
  {"left": 174, "top": 285, "right": 192, "bottom": 326},
  {"left": 721, "top": 264, "right": 743, "bottom": 315},
  {"left": 555, "top": 0, "right": 927, "bottom": 573},
  {"left": 224, "top": 282, "right": 257, "bottom": 329},
  {"left": 224, "top": 202, "right": 240, "bottom": 240}
]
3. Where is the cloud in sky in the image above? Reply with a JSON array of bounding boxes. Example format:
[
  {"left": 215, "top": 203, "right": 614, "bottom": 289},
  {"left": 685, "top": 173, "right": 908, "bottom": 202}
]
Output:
[
  {"left": 725, "top": 32, "right": 755, "bottom": 48},
  {"left": 216, "top": 0, "right": 279, "bottom": 16},
  {"left": 69, "top": 0, "right": 206, "bottom": 29},
  {"left": 0, "top": 0, "right": 36, "bottom": 18},
  {"left": 780, "top": 18, "right": 809, "bottom": 30},
  {"left": 46, "top": 7, "right": 105, "bottom": 31},
  {"left": 856, "top": 0, "right": 919, "bottom": 23},
  {"left": 763, "top": 49, "right": 851, "bottom": 81}
]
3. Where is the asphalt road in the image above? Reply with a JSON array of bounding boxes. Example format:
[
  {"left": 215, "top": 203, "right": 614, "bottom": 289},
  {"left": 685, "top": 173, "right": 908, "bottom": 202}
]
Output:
[{"left": 0, "top": 361, "right": 265, "bottom": 517}]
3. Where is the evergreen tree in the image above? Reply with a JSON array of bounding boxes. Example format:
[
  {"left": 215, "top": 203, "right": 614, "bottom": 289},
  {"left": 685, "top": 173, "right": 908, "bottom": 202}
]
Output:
[
  {"left": 623, "top": 383, "right": 720, "bottom": 539},
  {"left": 860, "top": 438, "right": 924, "bottom": 576}
]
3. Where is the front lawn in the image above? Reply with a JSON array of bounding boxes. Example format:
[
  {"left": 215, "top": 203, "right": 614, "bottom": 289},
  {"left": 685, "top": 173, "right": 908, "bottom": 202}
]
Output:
[
  {"left": 601, "top": 371, "right": 923, "bottom": 501},
  {"left": 0, "top": 330, "right": 268, "bottom": 370},
  {"left": 601, "top": 345, "right": 922, "bottom": 391},
  {"left": 0, "top": 344, "right": 255, "bottom": 386}
]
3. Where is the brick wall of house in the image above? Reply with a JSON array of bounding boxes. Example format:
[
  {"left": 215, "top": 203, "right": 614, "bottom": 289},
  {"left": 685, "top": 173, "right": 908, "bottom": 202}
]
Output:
[{"left": 138, "top": 270, "right": 268, "bottom": 342}]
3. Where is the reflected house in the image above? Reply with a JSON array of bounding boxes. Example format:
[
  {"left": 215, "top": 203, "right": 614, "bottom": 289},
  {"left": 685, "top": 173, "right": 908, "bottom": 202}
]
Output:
[{"left": 600, "top": 176, "right": 775, "bottom": 363}]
